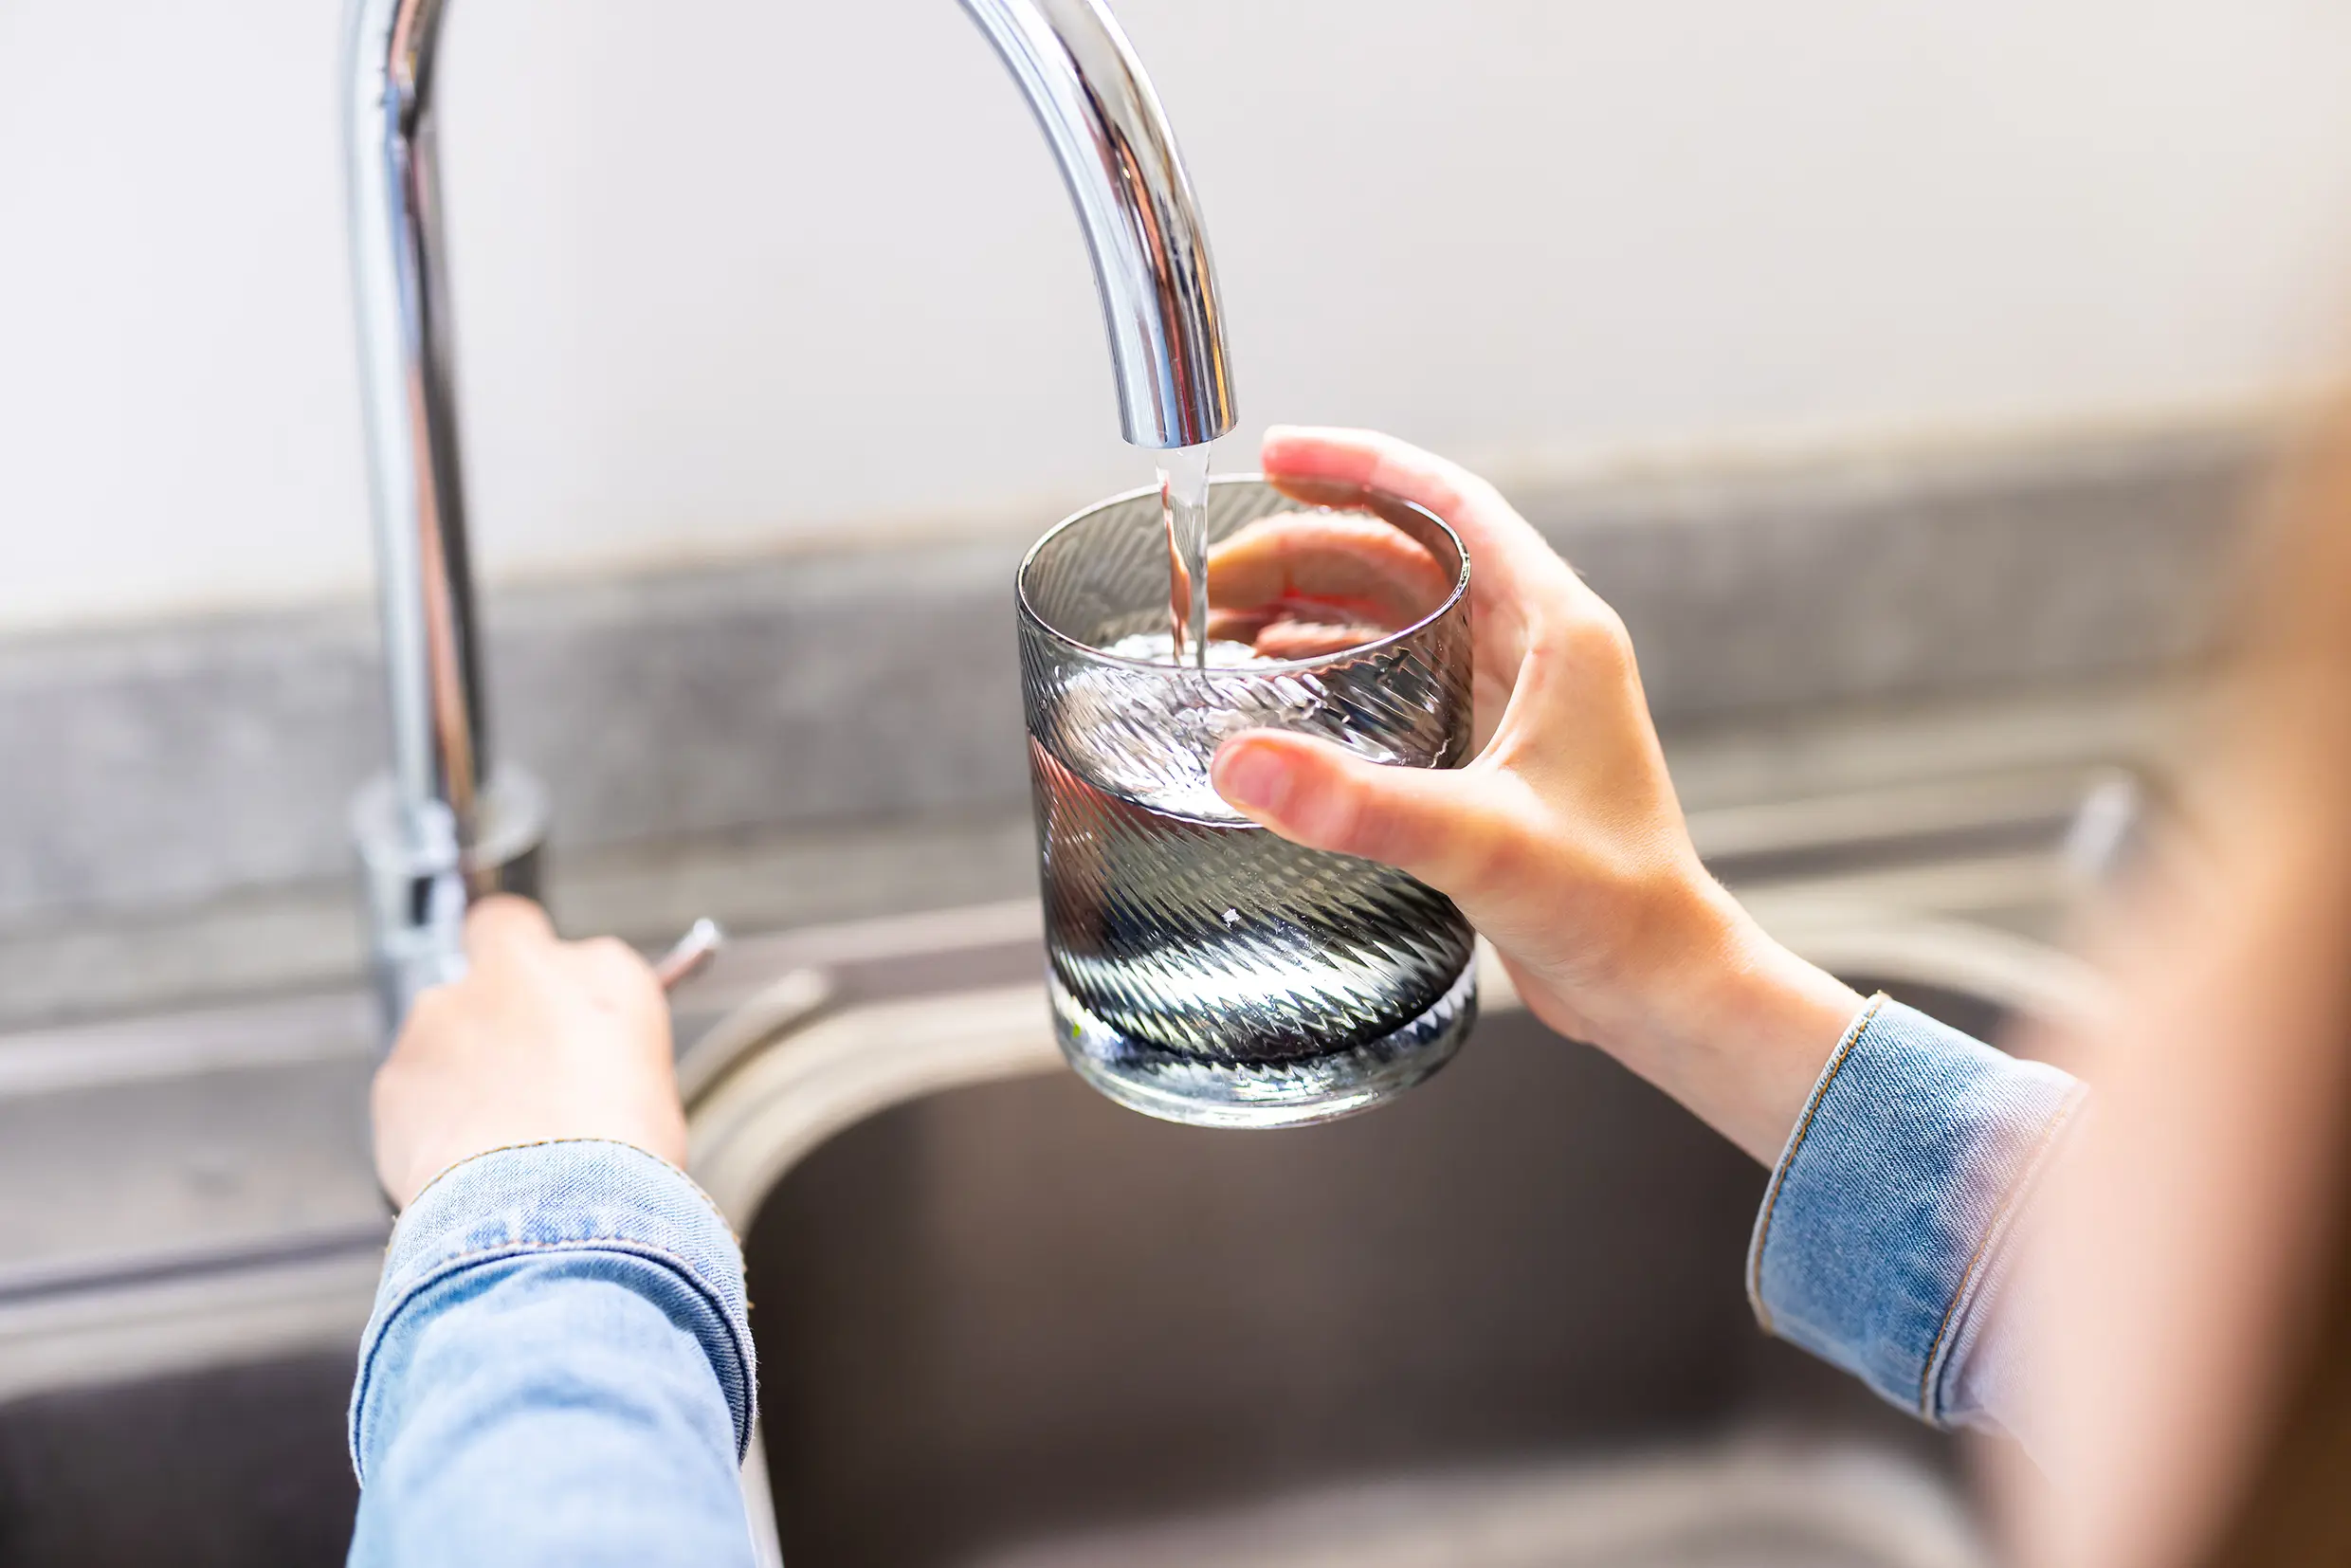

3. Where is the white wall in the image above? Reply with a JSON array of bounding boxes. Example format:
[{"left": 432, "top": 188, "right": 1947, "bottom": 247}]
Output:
[{"left": 4, "top": 0, "right": 2350, "bottom": 632}]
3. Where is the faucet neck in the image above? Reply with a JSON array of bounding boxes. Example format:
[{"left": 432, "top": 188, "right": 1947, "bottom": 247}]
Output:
[
  {"left": 340, "top": 0, "right": 1237, "bottom": 1031},
  {"left": 345, "top": 0, "right": 488, "bottom": 835}
]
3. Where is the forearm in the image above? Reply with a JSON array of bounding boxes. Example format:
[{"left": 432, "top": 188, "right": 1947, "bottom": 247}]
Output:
[
  {"left": 347, "top": 1141, "right": 759, "bottom": 1568},
  {"left": 1620, "top": 891, "right": 1870, "bottom": 1167},
  {"left": 1534, "top": 879, "right": 1867, "bottom": 1169}
]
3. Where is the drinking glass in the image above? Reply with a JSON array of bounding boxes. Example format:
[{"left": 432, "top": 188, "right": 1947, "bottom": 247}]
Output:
[{"left": 1017, "top": 474, "right": 1477, "bottom": 1128}]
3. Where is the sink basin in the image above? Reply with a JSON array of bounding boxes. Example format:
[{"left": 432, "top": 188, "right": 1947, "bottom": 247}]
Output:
[
  {"left": 670, "top": 751, "right": 2110, "bottom": 1567},
  {"left": 708, "top": 924, "right": 2032, "bottom": 1568}
]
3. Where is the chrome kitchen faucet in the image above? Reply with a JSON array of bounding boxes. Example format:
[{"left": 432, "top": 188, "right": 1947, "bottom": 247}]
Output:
[{"left": 341, "top": 0, "right": 1236, "bottom": 1033}]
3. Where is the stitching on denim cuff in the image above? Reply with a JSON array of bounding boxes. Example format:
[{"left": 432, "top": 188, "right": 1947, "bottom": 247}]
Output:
[
  {"left": 1747, "top": 993, "right": 1887, "bottom": 1336},
  {"left": 385, "top": 1154, "right": 746, "bottom": 1300},
  {"left": 1919, "top": 1077, "right": 2090, "bottom": 1422},
  {"left": 382, "top": 1231, "right": 735, "bottom": 1299},
  {"left": 351, "top": 1232, "right": 757, "bottom": 1480},
  {"left": 399, "top": 1139, "right": 737, "bottom": 1240}
]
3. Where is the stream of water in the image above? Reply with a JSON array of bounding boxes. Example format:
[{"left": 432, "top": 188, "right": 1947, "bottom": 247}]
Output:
[{"left": 1157, "top": 442, "right": 1213, "bottom": 669}]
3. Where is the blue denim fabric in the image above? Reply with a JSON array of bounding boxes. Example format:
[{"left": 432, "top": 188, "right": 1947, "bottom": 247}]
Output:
[
  {"left": 347, "top": 1140, "right": 759, "bottom": 1567},
  {"left": 1748, "top": 996, "right": 2086, "bottom": 1434}
]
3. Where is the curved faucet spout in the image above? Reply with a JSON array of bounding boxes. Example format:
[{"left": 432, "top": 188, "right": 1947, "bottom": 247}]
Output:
[
  {"left": 340, "top": 0, "right": 1237, "bottom": 1030},
  {"left": 963, "top": 0, "right": 1235, "bottom": 450}
]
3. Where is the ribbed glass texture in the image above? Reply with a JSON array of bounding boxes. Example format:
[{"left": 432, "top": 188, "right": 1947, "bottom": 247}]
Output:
[{"left": 1018, "top": 476, "right": 1477, "bottom": 1128}]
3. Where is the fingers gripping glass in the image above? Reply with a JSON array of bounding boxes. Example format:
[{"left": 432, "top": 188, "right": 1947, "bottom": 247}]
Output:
[{"left": 1017, "top": 475, "right": 1478, "bottom": 1128}]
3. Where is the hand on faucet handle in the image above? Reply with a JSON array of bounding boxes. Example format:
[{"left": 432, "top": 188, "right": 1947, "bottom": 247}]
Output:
[{"left": 371, "top": 896, "right": 688, "bottom": 1211}]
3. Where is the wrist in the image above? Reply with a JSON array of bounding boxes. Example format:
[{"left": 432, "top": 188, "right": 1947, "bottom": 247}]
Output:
[{"left": 1609, "top": 882, "right": 1865, "bottom": 1165}]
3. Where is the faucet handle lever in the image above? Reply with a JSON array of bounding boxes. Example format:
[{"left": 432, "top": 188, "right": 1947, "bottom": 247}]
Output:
[{"left": 653, "top": 918, "right": 728, "bottom": 994}]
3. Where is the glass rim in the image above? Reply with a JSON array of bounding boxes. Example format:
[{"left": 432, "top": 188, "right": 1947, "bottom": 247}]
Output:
[{"left": 1015, "top": 471, "right": 1471, "bottom": 678}]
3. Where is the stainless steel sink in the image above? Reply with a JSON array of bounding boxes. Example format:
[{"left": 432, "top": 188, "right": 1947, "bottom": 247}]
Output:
[
  {"left": 0, "top": 968, "right": 2025, "bottom": 1568},
  {"left": 0, "top": 725, "right": 2119, "bottom": 1566},
  {"left": 0, "top": 996, "right": 384, "bottom": 1565},
  {"left": 686, "top": 874, "right": 2086, "bottom": 1568},
  {"left": 676, "top": 736, "right": 2116, "bottom": 1566}
]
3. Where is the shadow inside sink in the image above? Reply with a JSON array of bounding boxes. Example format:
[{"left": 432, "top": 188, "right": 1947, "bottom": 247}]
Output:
[{"left": 747, "top": 982, "right": 2002, "bottom": 1568}]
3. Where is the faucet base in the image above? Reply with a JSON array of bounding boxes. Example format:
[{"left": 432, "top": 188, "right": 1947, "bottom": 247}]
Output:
[{"left": 352, "top": 766, "right": 551, "bottom": 1046}]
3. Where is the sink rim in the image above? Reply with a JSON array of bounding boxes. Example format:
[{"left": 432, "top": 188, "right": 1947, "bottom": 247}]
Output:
[{"left": 684, "top": 898, "right": 2097, "bottom": 1230}]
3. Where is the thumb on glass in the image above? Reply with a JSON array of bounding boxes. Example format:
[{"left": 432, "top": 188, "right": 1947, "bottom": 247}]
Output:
[{"left": 1212, "top": 731, "right": 1502, "bottom": 895}]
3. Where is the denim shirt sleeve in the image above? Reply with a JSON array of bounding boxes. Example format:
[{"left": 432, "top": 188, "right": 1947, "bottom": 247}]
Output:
[
  {"left": 1748, "top": 996, "right": 2087, "bottom": 1440},
  {"left": 347, "top": 1140, "right": 760, "bottom": 1567}
]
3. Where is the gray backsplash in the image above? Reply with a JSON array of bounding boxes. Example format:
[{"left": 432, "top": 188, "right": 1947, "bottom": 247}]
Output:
[{"left": 0, "top": 420, "right": 2257, "bottom": 942}]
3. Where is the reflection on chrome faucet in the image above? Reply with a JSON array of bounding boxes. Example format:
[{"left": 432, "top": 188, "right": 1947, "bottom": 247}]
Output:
[{"left": 339, "top": 0, "right": 1237, "bottom": 1033}]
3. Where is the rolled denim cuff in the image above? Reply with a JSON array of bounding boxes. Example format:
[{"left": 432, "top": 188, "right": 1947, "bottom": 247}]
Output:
[
  {"left": 349, "top": 1140, "right": 756, "bottom": 1479},
  {"left": 1747, "top": 996, "right": 2085, "bottom": 1426}
]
